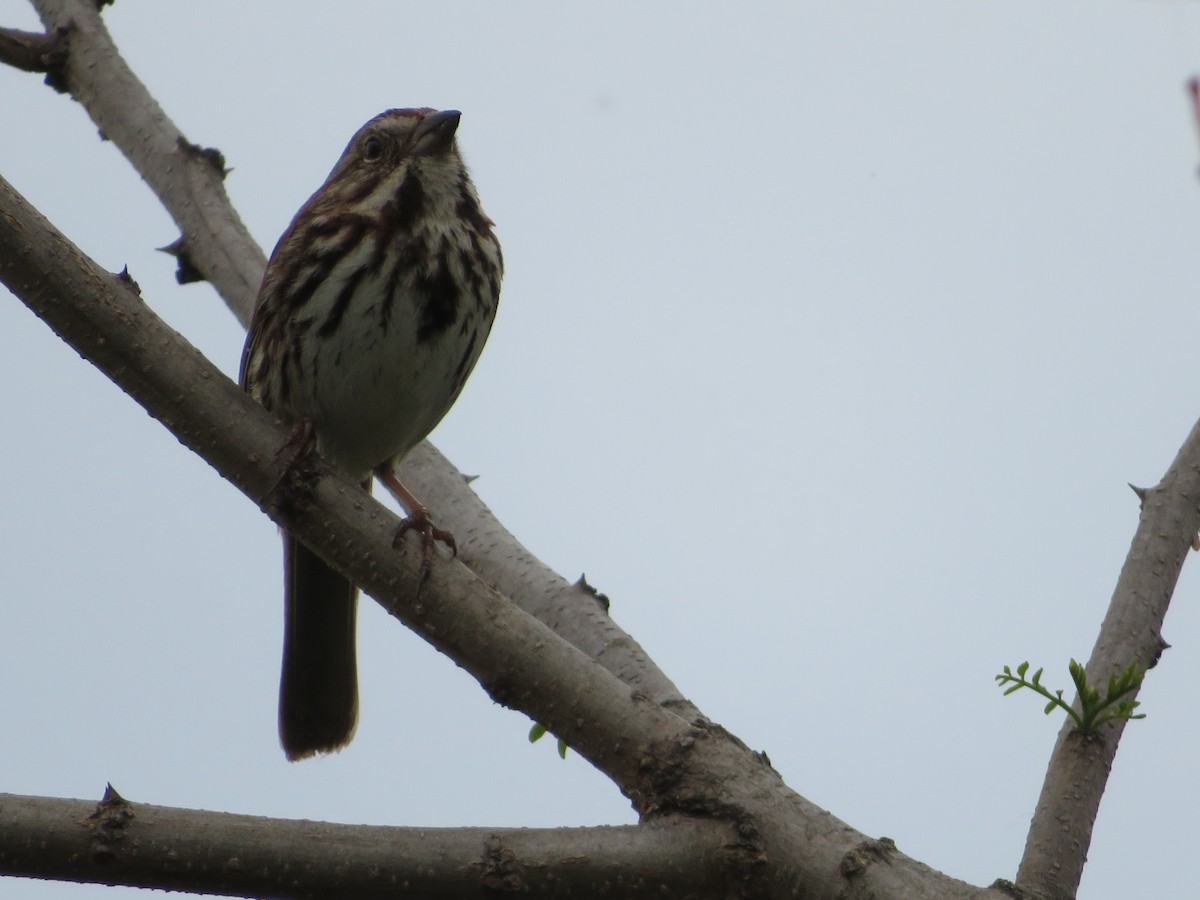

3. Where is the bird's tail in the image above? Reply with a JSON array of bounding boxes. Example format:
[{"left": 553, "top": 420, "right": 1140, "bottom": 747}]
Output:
[{"left": 278, "top": 533, "right": 359, "bottom": 761}]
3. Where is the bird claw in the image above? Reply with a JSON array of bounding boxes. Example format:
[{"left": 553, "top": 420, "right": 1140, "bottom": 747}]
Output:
[
  {"left": 275, "top": 418, "right": 317, "bottom": 468},
  {"left": 265, "top": 418, "right": 321, "bottom": 506},
  {"left": 392, "top": 505, "right": 457, "bottom": 582}
]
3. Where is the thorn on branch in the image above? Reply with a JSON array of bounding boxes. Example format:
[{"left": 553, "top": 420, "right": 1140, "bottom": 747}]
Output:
[
  {"left": 1150, "top": 635, "right": 1170, "bottom": 669},
  {"left": 0, "top": 25, "right": 70, "bottom": 92},
  {"left": 158, "top": 236, "right": 205, "bottom": 285},
  {"left": 98, "top": 782, "right": 127, "bottom": 806},
  {"left": 177, "top": 137, "right": 231, "bottom": 179},
  {"left": 1188, "top": 78, "right": 1200, "bottom": 173},
  {"left": 113, "top": 266, "right": 142, "bottom": 298},
  {"left": 575, "top": 573, "right": 610, "bottom": 612},
  {"left": 1127, "top": 482, "right": 1147, "bottom": 505}
]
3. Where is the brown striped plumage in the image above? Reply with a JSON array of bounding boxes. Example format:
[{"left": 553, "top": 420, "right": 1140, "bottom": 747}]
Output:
[{"left": 240, "top": 108, "right": 502, "bottom": 760}]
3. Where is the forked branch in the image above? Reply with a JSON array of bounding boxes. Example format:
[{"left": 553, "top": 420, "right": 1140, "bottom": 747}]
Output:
[{"left": 11, "top": 0, "right": 691, "bottom": 714}]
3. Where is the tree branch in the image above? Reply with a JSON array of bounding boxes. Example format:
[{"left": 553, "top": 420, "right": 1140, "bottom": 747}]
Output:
[
  {"left": 0, "top": 25, "right": 66, "bottom": 84},
  {"left": 25, "top": 0, "right": 264, "bottom": 322},
  {"left": 13, "top": 0, "right": 693, "bottom": 716},
  {"left": 0, "top": 789, "right": 735, "bottom": 898},
  {"left": 0, "top": 170, "right": 688, "bottom": 802},
  {"left": 1014, "top": 425, "right": 1200, "bottom": 899},
  {"left": 10, "top": 4, "right": 1183, "bottom": 897},
  {"left": 0, "top": 146, "right": 1001, "bottom": 900}
]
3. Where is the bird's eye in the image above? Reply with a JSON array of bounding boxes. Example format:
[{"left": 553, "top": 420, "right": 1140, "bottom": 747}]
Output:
[{"left": 363, "top": 136, "right": 384, "bottom": 161}]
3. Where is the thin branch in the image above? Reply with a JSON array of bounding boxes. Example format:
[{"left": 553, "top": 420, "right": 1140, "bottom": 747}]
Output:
[
  {"left": 398, "top": 440, "right": 697, "bottom": 712},
  {"left": 0, "top": 25, "right": 66, "bottom": 84},
  {"left": 0, "top": 789, "right": 735, "bottom": 898},
  {"left": 1015, "top": 420, "right": 1200, "bottom": 899},
  {"left": 26, "top": 0, "right": 265, "bottom": 322}
]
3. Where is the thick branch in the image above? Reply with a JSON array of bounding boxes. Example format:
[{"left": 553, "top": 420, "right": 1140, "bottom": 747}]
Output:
[
  {"left": 0, "top": 171, "right": 689, "bottom": 801},
  {"left": 0, "top": 789, "right": 734, "bottom": 898},
  {"left": 0, "top": 148, "right": 1004, "bottom": 900},
  {"left": 11, "top": 0, "right": 692, "bottom": 715},
  {"left": 1015, "top": 422, "right": 1200, "bottom": 898}
]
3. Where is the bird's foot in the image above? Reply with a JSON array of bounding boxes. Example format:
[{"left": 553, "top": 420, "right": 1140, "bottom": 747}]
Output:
[
  {"left": 275, "top": 418, "right": 318, "bottom": 468},
  {"left": 379, "top": 469, "right": 457, "bottom": 583},
  {"left": 265, "top": 418, "right": 322, "bottom": 508},
  {"left": 393, "top": 504, "right": 458, "bottom": 583}
]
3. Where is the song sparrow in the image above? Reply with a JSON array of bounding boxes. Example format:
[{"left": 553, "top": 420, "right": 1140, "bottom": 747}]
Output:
[{"left": 240, "top": 108, "right": 502, "bottom": 760}]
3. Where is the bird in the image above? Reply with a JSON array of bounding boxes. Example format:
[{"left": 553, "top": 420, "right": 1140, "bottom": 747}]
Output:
[{"left": 239, "top": 108, "right": 502, "bottom": 760}]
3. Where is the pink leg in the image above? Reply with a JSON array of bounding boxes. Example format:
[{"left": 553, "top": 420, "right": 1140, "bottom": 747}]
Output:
[{"left": 378, "top": 468, "right": 457, "bottom": 581}]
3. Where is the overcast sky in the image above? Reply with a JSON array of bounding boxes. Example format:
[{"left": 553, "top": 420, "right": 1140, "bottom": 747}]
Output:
[{"left": 3, "top": 2, "right": 1200, "bottom": 898}]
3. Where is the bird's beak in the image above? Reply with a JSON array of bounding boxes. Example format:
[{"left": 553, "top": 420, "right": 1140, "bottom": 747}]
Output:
[{"left": 412, "top": 109, "right": 462, "bottom": 157}]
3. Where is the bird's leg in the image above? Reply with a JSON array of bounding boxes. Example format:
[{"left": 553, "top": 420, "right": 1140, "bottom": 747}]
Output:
[{"left": 377, "top": 467, "right": 457, "bottom": 583}]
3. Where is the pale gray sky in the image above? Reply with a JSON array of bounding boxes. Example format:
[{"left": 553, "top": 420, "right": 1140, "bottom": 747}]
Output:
[{"left": 3, "top": 3, "right": 1200, "bottom": 898}]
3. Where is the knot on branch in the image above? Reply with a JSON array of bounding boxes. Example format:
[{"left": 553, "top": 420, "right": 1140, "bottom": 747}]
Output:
[
  {"left": 178, "top": 137, "right": 230, "bottom": 179},
  {"left": 480, "top": 835, "right": 526, "bottom": 892},
  {"left": 840, "top": 836, "right": 896, "bottom": 879},
  {"left": 989, "top": 878, "right": 1035, "bottom": 899}
]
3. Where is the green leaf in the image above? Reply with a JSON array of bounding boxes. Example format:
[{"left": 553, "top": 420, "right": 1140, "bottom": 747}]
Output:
[
  {"left": 529, "top": 723, "right": 547, "bottom": 743},
  {"left": 997, "top": 657, "right": 1147, "bottom": 735}
]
